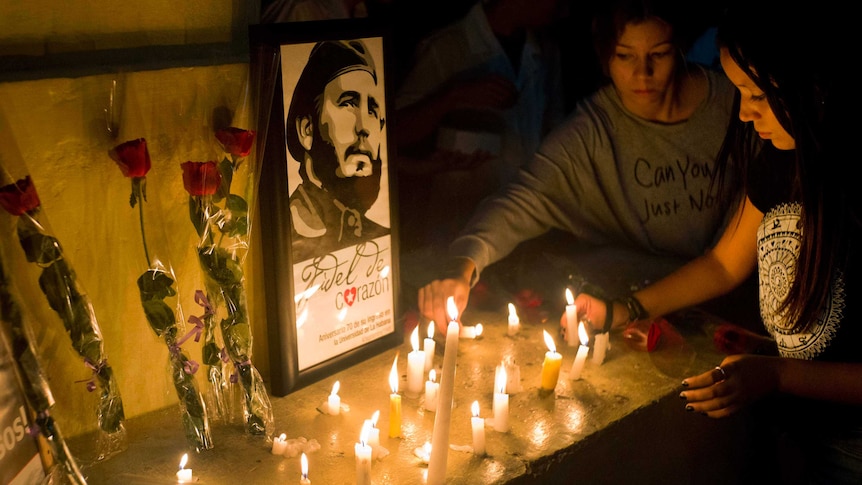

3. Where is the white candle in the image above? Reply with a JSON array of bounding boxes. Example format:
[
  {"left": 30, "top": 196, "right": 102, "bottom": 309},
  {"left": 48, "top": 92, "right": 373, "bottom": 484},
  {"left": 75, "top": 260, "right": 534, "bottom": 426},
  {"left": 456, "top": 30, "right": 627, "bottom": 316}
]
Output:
[
  {"left": 328, "top": 380, "right": 341, "bottom": 415},
  {"left": 507, "top": 303, "right": 520, "bottom": 336},
  {"left": 459, "top": 323, "right": 484, "bottom": 339},
  {"left": 504, "top": 358, "right": 522, "bottom": 393},
  {"left": 388, "top": 356, "right": 402, "bottom": 438},
  {"left": 424, "top": 322, "right": 436, "bottom": 372},
  {"left": 569, "top": 321, "right": 590, "bottom": 380},
  {"left": 414, "top": 441, "right": 432, "bottom": 464},
  {"left": 407, "top": 327, "right": 426, "bottom": 398},
  {"left": 365, "top": 410, "right": 381, "bottom": 459},
  {"left": 470, "top": 401, "right": 486, "bottom": 456},
  {"left": 593, "top": 332, "right": 609, "bottom": 365},
  {"left": 565, "top": 288, "right": 578, "bottom": 347},
  {"left": 271, "top": 432, "right": 288, "bottom": 455},
  {"left": 300, "top": 452, "right": 311, "bottom": 484},
  {"left": 355, "top": 422, "right": 372, "bottom": 485},
  {"left": 492, "top": 366, "right": 509, "bottom": 432},
  {"left": 540, "top": 330, "right": 563, "bottom": 394},
  {"left": 427, "top": 297, "right": 460, "bottom": 485},
  {"left": 176, "top": 453, "right": 192, "bottom": 483},
  {"left": 424, "top": 369, "right": 439, "bottom": 412}
]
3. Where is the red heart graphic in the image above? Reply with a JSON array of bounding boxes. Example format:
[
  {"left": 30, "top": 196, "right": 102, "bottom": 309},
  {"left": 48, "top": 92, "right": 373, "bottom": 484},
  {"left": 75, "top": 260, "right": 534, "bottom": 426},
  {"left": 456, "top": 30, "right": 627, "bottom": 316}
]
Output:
[{"left": 344, "top": 287, "right": 357, "bottom": 306}]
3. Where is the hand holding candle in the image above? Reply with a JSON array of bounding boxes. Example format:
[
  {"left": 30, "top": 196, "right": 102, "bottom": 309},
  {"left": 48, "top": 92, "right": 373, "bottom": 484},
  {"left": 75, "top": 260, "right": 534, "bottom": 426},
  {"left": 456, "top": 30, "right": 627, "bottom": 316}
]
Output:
[
  {"left": 540, "top": 330, "right": 562, "bottom": 395},
  {"left": 176, "top": 453, "right": 192, "bottom": 483},
  {"left": 300, "top": 452, "right": 311, "bottom": 484},
  {"left": 407, "top": 327, "right": 426, "bottom": 398},
  {"left": 327, "top": 381, "right": 341, "bottom": 415},
  {"left": 492, "top": 366, "right": 509, "bottom": 432},
  {"left": 424, "top": 321, "right": 436, "bottom": 372},
  {"left": 565, "top": 288, "right": 578, "bottom": 347},
  {"left": 507, "top": 303, "right": 520, "bottom": 336},
  {"left": 569, "top": 321, "right": 590, "bottom": 380},
  {"left": 388, "top": 356, "right": 402, "bottom": 438},
  {"left": 470, "top": 401, "right": 486, "bottom": 456},
  {"left": 425, "top": 369, "right": 439, "bottom": 412}
]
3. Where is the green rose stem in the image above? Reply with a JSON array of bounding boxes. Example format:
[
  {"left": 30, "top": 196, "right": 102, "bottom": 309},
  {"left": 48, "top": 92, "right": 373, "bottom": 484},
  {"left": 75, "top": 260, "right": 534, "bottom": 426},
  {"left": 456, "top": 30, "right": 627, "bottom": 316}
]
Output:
[{"left": 0, "top": 254, "right": 87, "bottom": 485}]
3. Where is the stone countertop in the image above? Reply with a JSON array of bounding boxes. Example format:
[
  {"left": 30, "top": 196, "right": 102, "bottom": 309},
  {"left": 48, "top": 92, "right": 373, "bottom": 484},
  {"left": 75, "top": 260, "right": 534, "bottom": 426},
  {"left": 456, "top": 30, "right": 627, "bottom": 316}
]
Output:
[{"left": 72, "top": 308, "right": 746, "bottom": 485}]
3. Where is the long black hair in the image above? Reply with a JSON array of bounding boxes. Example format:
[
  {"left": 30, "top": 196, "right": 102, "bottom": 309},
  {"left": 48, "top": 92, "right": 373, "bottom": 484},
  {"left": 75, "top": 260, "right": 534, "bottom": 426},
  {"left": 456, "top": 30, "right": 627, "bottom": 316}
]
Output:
[{"left": 713, "top": 0, "right": 853, "bottom": 332}]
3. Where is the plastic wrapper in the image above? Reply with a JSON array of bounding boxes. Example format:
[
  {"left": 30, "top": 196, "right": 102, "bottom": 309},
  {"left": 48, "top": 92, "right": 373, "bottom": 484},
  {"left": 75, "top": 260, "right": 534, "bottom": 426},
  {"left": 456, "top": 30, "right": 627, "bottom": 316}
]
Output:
[
  {"left": 0, "top": 170, "right": 127, "bottom": 460},
  {"left": 0, "top": 235, "right": 87, "bottom": 485},
  {"left": 180, "top": 98, "right": 272, "bottom": 435},
  {"left": 109, "top": 137, "right": 213, "bottom": 451}
]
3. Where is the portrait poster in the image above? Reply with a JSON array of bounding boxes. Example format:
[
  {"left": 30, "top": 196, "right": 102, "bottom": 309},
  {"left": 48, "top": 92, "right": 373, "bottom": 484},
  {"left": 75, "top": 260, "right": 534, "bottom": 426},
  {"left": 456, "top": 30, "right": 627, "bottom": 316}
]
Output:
[{"left": 251, "top": 19, "right": 401, "bottom": 396}]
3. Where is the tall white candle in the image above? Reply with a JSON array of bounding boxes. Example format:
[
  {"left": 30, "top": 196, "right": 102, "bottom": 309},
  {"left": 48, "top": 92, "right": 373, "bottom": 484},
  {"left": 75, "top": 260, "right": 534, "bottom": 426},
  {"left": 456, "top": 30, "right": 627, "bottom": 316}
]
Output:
[
  {"left": 407, "top": 327, "right": 426, "bottom": 398},
  {"left": 565, "top": 288, "right": 578, "bottom": 347},
  {"left": 427, "top": 297, "right": 460, "bottom": 485},
  {"left": 300, "top": 452, "right": 311, "bottom": 484},
  {"left": 424, "top": 322, "right": 436, "bottom": 372},
  {"left": 471, "top": 400, "right": 486, "bottom": 456},
  {"left": 271, "top": 432, "right": 288, "bottom": 455},
  {"left": 388, "top": 356, "right": 402, "bottom": 438},
  {"left": 176, "top": 453, "right": 192, "bottom": 483},
  {"left": 355, "top": 422, "right": 372, "bottom": 485},
  {"left": 507, "top": 303, "right": 520, "bottom": 336},
  {"left": 328, "top": 380, "right": 341, "bottom": 415},
  {"left": 424, "top": 369, "right": 439, "bottom": 412},
  {"left": 492, "top": 366, "right": 509, "bottom": 432},
  {"left": 569, "top": 321, "right": 590, "bottom": 380},
  {"left": 593, "top": 332, "right": 609, "bottom": 365}
]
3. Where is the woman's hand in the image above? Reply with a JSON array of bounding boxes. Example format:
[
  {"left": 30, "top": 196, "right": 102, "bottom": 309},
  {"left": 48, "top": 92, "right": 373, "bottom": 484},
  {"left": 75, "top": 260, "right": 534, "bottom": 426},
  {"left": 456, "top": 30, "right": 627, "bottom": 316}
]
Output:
[
  {"left": 679, "top": 354, "right": 781, "bottom": 418},
  {"left": 418, "top": 259, "right": 475, "bottom": 335}
]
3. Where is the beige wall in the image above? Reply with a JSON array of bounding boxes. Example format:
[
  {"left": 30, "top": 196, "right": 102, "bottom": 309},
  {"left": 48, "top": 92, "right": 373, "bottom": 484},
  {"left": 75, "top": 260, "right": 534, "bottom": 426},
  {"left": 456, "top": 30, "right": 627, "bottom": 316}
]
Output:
[{"left": 0, "top": 3, "right": 269, "bottom": 439}]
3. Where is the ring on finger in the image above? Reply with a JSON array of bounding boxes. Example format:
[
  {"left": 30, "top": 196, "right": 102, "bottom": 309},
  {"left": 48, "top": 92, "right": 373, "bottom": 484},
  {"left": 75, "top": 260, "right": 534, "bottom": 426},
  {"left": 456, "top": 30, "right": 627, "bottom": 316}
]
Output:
[{"left": 714, "top": 366, "right": 728, "bottom": 383}]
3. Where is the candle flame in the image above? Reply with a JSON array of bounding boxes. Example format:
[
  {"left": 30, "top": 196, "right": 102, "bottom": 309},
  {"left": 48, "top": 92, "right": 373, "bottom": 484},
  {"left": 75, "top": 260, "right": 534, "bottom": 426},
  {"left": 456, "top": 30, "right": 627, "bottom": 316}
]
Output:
[
  {"left": 389, "top": 355, "right": 398, "bottom": 393},
  {"left": 471, "top": 400, "right": 480, "bottom": 417},
  {"left": 360, "top": 420, "right": 371, "bottom": 446},
  {"left": 278, "top": 432, "right": 286, "bottom": 441},
  {"left": 411, "top": 326, "right": 419, "bottom": 351},
  {"left": 429, "top": 369, "right": 436, "bottom": 383},
  {"left": 475, "top": 323, "right": 484, "bottom": 336},
  {"left": 371, "top": 410, "right": 380, "bottom": 427},
  {"left": 508, "top": 302, "right": 516, "bottom": 318},
  {"left": 578, "top": 321, "right": 589, "bottom": 346},
  {"left": 566, "top": 287, "right": 574, "bottom": 305},
  {"left": 178, "top": 453, "right": 188, "bottom": 470},
  {"left": 331, "top": 380, "right": 340, "bottom": 396},
  {"left": 543, "top": 329, "right": 557, "bottom": 353},
  {"left": 301, "top": 452, "right": 308, "bottom": 477},
  {"left": 427, "top": 321, "right": 435, "bottom": 339},
  {"left": 496, "top": 365, "right": 507, "bottom": 394},
  {"left": 446, "top": 297, "right": 458, "bottom": 322}
]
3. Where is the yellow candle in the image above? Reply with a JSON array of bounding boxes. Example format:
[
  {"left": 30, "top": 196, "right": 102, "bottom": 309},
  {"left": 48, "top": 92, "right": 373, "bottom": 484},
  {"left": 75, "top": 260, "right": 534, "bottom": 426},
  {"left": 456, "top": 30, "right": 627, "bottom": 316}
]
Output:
[
  {"left": 388, "top": 356, "right": 401, "bottom": 438},
  {"left": 540, "top": 330, "right": 562, "bottom": 393}
]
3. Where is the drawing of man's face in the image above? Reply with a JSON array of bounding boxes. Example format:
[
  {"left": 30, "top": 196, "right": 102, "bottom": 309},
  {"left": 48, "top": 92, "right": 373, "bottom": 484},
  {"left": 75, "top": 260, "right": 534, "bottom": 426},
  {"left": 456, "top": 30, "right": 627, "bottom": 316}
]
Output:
[{"left": 318, "top": 69, "right": 384, "bottom": 179}]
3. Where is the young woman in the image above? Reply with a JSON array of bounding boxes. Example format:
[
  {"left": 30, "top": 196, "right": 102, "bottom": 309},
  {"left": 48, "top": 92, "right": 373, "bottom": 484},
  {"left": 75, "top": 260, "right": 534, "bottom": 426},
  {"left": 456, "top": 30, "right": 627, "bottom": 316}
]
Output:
[
  {"left": 417, "top": 0, "right": 737, "bottom": 331},
  {"left": 574, "top": 1, "right": 861, "bottom": 481}
]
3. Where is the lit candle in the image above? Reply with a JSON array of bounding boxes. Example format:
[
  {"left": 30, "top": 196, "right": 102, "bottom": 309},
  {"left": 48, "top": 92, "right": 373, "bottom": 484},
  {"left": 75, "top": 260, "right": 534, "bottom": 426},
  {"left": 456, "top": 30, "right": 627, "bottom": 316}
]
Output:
[
  {"left": 540, "top": 330, "right": 562, "bottom": 395},
  {"left": 424, "top": 321, "right": 436, "bottom": 373},
  {"left": 407, "top": 327, "right": 426, "bottom": 398},
  {"left": 355, "top": 422, "right": 372, "bottom": 485},
  {"left": 507, "top": 303, "right": 520, "bottom": 336},
  {"left": 503, "top": 357, "right": 522, "bottom": 394},
  {"left": 388, "top": 356, "right": 402, "bottom": 438},
  {"left": 470, "top": 401, "right": 486, "bottom": 456},
  {"left": 176, "top": 453, "right": 192, "bottom": 483},
  {"left": 328, "top": 380, "right": 341, "bottom": 415},
  {"left": 424, "top": 369, "right": 439, "bottom": 412},
  {"left": 427, "top": 297, "right": 460, "bottom": 485},
  {"left": 271, "top": 433, "right": 288, "bottom": 455},
  {"left": 459, "top": 323, "right": 484, "bottom": 339},
  {"left": 492, "top": 365, "right": 509, "bottom": 432},
  {"left": 593, "top": 332, "right": 609, "bottom": 365},
  {"left": 569, "top": 321, "right": 590, "bottom": 380},
  {"left": 414, "top": 441, "right": 432, "bottom": 464},
  {"left": 367, "top": 410, "right": 381, "bottom": 451},
  {"left": 565, "top": 288, "right": 578, "bottom": 347},
  {"left": 300, "top": 452, "right": 311, "bottom": 484}
]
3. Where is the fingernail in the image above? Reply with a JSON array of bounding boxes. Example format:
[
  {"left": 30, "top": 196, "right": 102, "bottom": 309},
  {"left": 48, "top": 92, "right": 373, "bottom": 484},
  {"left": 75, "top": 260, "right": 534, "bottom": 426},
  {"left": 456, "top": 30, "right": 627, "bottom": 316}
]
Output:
[
  {"left": 678, "top": 392, "right": 687, "bottom": 400},
  {"left": 681, "top": 380, "right": 689, "bottom": 388},
  {"left": 685, "top": 405, "right": 694, "bottom": 412}
]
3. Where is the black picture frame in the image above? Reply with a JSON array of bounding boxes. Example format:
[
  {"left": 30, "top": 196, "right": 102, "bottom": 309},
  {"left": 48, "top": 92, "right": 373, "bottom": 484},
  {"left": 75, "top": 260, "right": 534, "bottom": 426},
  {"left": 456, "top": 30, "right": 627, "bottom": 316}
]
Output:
[{"left": 250, "top": 19, "right": 401, "bottom": 397}]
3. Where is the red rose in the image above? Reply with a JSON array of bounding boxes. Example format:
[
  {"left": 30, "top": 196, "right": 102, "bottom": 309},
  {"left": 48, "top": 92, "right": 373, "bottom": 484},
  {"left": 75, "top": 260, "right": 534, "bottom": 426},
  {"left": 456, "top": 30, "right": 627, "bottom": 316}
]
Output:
[
  {"left": 109, "top": 138, "right": 151, "bottom": 178},
  {"left": 215, "top": 127, "right": 255, "bottom": 157},
  {"left": 0, "top": 176, "right": 41, "bottom": 216},
  {"left": 181, "top": 161, "right": 222, "bottom": 196}
]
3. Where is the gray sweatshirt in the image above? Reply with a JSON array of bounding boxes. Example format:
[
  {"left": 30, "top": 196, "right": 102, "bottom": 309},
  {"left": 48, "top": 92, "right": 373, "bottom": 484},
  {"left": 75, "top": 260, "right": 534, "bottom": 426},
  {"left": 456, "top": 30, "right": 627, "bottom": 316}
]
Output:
[{"left": 449, "top": 68, "right": 737, "bottom": 283}]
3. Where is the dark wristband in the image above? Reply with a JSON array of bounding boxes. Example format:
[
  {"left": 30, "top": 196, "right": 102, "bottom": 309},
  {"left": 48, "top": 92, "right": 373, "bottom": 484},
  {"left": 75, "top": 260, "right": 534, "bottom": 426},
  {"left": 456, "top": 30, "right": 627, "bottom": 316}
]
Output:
[
  {"left": 618, "top": 295, "right": 648, "bottom": 323},
  {"left": 601, "top": 298, "right": 613, "bottom": 333}
]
